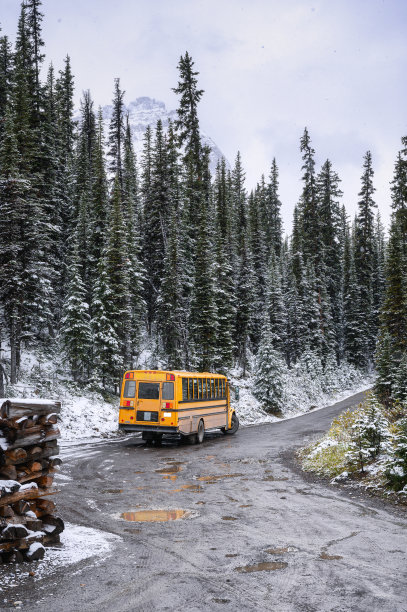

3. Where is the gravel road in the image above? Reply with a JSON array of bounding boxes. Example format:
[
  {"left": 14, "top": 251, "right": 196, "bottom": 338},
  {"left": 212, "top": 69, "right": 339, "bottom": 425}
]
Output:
[{"left": 1, "top": 389, "right": 406, "bottom": 612}]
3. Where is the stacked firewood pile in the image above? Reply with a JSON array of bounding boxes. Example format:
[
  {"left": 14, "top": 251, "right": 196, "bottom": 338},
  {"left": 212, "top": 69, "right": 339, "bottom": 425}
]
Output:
[{"left": 0, "top": 399, "right": 64, "bottom": 563}]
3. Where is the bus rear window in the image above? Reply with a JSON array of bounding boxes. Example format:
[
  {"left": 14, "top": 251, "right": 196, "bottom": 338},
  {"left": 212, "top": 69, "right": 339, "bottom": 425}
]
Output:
[
  {"left": 123, "top": 380, "right": 136, "bottom": 397},
  {"left": 138, "top": 382, "right": 160, "bottom": 399}
]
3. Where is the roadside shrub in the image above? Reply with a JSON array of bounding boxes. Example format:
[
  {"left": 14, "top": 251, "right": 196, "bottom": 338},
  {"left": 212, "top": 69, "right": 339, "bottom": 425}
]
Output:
[
  {"left": 385, "top": 419, "right": 407, "bottom": 492},
  {"left": 346, "top": 394, "right": 389, "bottom": 473}
]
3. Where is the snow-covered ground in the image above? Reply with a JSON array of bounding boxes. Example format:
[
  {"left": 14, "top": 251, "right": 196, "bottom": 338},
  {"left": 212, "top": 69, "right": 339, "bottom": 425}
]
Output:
[
  {"left": 0, "top": 523, "right": 121, "bottom": 595},
  {"left": 2, "top": 349, "right": 373, "bottom": 442}
]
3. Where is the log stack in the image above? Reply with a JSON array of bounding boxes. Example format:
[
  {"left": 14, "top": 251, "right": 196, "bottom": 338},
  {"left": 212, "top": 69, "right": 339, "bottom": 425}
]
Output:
[{"left": 0, "top": 399, "right": 64, "bottom": 563}]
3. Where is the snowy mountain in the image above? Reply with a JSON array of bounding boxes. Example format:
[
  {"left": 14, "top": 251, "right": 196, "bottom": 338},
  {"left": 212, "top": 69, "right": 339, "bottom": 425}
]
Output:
[{"left": 100, "top": 96, "right": 229, "bottom": 174}]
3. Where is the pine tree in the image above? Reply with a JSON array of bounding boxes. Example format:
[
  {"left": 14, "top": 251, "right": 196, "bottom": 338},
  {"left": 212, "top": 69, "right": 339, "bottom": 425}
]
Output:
[
  {"left": 189, "top": 152, "right": 218, "bottom": 371},
  {"left": 343, "top": 227, "right": 365, "bottom": 366},
  {"left": 0, "top": 105, "right": 31, "bottom": 383},
  {"left": 91, "top": 257, "right": 121, "bottom": 389},
  {"left": 156, "top": 208, "right": 186, "bottom": 369},
  {"left": 385, "top": 419, "right": 407, "bottom": 492},
  {"left": 105, "top": 177, "right": 131, "bottom": 365},
  {"left": 253, "top": 317, "right": 285, "bottom": 415},
  {"left": 61, "top": 244, "right": 91, "bottom": 382},
  {"left": 107, "top": 78, "right": 125, "bottom": 193},
  {"left": 298, "top": 128, "right": 320, "bottom": 266},
  {"left": 142, "top": 121, "right": 168, "bottom": 330},
  {"left": 173, "top": 51, "right": 204, "bottom": 258},
  {"left": 316, "top": 159, "right": 343, "bottom": 356},
  {"left": 266, "top": 158, "right": 283, "bottom": 256},
  {"left": 213, "top": 225, "right": 236, "bottom": 371},
  {"left": 375, "top": 331, "right": 394, "bottom": 404},
  {"left": 354, "top": 151, "right": 377, "bottom": 364},
  {"left": 0, "top": 34, "right": 13, "bottom": 140},
  {"left": 266, "top": 251, "right": 286, "bottom": 353},
  {"left": 393, "top": 352, "right": 407, "bottom": 403}
]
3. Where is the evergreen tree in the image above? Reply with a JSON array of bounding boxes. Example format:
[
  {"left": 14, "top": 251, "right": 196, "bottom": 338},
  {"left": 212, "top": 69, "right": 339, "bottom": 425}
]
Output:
[
  {"left": 105, "top": 177, "right": 131, "bottom": 365},
  {"left": 61, "top": 244, "right": 91, "bottom": 382},
  {"left": 107, "top": 78, "right": 125, "bottom": 193},
  {"left": 298, "top": 128, "right": 320, "bottom": 266},
  {"left": 0, "top": 105, "right": 31, "bottom": 383},
  {"left": 266, "top": 158, "right": 283, "bottom": 256},
  {"left": 354, "top": 151, "right": 377, "bottom": 363},
  {"left": 91, "top": 257, "right": 121, "bottom": 389},
  {"left": 156, "top": 208, "right": 186, "bottom": 369},
  {"left": 253, "top": 317, "right": 285, "bottom": 415},
  {"left": 0, "top": 34, "right": 13, "bottom": 140}
]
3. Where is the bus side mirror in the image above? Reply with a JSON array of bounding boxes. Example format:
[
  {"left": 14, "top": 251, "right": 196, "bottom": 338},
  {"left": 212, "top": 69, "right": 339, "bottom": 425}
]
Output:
[{"left": 234, "top": 386, "right": 240, "bottom": 401}]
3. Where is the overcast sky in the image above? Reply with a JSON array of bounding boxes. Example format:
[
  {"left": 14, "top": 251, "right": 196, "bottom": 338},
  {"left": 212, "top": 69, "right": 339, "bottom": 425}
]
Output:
[{"left": 2, "top": 0, "right": 407, "bottom": 232}]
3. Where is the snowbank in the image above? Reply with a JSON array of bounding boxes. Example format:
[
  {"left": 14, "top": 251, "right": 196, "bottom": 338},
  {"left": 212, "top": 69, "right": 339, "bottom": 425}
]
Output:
[{"left": 230, "top": 361, "right": 373, "bottom": 426}]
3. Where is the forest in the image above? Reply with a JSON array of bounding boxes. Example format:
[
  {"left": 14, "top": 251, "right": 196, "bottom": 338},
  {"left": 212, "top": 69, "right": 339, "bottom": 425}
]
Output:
[{"left": 0, "top": 0, "right": 406, "bottom": 418}]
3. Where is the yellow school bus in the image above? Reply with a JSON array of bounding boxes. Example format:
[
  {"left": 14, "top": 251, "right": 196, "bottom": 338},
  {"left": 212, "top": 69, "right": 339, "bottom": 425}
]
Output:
[{"left": 118, "top": 370, "right": 239, "bottom": 444}]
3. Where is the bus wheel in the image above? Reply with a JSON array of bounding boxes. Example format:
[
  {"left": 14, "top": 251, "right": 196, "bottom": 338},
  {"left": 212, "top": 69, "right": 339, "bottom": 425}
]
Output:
[
  {"left": 196, "top": 419, "right": 205, "bottom": 444},
  {"left": 226, "top": 413, "right": 239, "bottom": 435}
]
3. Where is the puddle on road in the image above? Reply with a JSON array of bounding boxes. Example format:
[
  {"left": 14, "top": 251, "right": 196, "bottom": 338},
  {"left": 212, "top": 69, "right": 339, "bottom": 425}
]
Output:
[
  {"left": 236, "top": 561, "right": 288, "bottom": 573},
  {"left": 266, "top": 546, "right": 297, "bottom": 554},
  {"left": 121, "top": 509, "right": 190, "bottom": 522},
  {"left": 212, "top": 598, "right": 230, "bottom": 604},
  {"left": 156, "top": 465, "right": 183, "bottom": 475},
  {"left": 225, "top": 553, "right": 239, "bottom": 558},
  {"left": 196, "top": 473, "right": 243, "bottom": 482},
  {"left": 101, "top": 489, "right": 123, "bottom": 494},
  {"left": 221, "top": 516, "right": 238, "bottom": 521},
  {"left": 171, "top": 484, "right": 203, "bottom": 493},
  {"left": 319, "top": 551, "right": 343, "bottom": 561}
]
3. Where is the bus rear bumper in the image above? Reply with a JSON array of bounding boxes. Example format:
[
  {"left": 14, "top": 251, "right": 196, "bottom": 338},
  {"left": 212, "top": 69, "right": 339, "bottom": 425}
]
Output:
[{"left": 118, "top": 424, "right": 179, "bottom": 434}]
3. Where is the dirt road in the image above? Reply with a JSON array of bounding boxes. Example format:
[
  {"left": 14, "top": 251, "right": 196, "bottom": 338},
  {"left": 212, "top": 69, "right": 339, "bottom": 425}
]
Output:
[{"left": 1, "top": 390, "right": 406, "bottom": 612}]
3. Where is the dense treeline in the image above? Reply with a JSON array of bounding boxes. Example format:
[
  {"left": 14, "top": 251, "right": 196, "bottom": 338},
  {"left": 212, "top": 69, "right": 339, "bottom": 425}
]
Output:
[{"left": 0, "top": 1, "right": 405, "bottom": 405}]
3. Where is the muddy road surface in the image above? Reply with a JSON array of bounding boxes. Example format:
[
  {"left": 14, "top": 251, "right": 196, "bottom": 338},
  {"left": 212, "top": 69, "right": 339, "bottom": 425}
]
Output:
[{"left": 1, "top": 390, "right": 407, "bottom": 612}]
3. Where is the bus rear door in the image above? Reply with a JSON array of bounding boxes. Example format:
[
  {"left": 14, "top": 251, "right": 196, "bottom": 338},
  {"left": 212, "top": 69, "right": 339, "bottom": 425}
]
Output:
[{"left": 136, "top": 380, "right": 160, "bottom": 423}]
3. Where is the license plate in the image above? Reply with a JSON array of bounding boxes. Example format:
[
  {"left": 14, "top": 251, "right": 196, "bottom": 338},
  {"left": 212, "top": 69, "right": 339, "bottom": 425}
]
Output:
[{"left": 144, "top": 411, "right": 151, "bottom": 421}]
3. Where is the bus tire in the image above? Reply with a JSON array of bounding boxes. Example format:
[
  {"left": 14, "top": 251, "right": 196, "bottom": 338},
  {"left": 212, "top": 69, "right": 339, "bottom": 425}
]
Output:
[
  {"left": 226, "top": 413, "right": 239, "bottom": 435},
  {"left": 196, "top": 419, "right": 205, "bottom": 444}
]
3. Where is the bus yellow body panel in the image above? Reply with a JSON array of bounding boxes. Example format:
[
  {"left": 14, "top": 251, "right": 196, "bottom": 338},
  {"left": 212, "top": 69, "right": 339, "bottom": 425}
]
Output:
[{"left": 118, "top": 370, "right": 237, "bottom": 439}]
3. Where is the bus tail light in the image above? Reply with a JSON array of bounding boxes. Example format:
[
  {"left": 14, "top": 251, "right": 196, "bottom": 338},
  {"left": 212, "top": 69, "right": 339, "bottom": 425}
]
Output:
[{"left": 166, "top": 374, "right": 175, "bottom": 381}]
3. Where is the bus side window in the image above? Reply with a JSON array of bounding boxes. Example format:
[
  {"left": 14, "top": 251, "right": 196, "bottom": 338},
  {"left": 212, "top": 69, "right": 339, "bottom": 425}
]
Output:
[
  {"left": 182, "top": 378, "right": 188, "bottom": 400},
  {"left": 193, "top": 378, "right": 198, "bottom": 399},
  {"left": 163, "top": 382, "right": 174, "bottom": 400},
  {"left": 202, "top": 379, "right": 207, "bottom": 399},
  {"left": 210, "top": 379, "right": 214, "bottom": 399},
  {"left": 198, "top": 378, "right": 202, "bottom": 399},
  {"left": 221, "top": 380, "right": 225, "bottom": 398},
  {"left": 189, "top": 378, "right": 193, "bottom": 400},
  {"left": 215, "top": 379, "right": 219, "bottom": 398}
]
